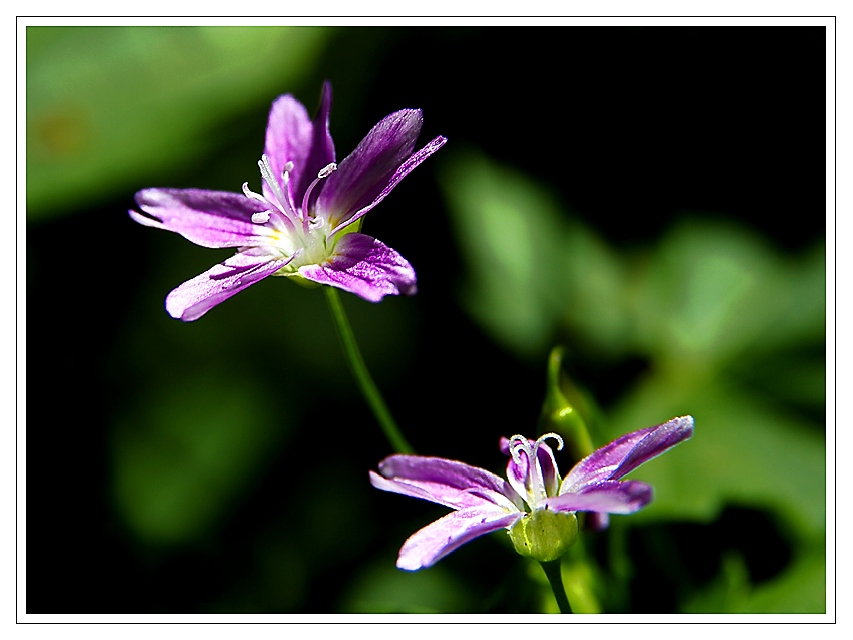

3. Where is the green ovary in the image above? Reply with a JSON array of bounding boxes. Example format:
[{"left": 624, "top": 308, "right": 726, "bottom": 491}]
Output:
[{"left": 508, "top": 509, "right": 578, "bottom": 563}]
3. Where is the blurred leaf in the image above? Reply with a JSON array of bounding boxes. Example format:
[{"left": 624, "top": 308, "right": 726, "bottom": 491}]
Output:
[
  {"left": 634, "top": 219, "right": 826, "bottom": 371},
  {"left": 604, "top": 377, "right": 825, "bottom": 541},
  {"left": 112, "top": 372, "right": 287, "bottom": 545},
  {"left": 338, "top": 559, "right": 474, "bottom": 613},
  {"left": 27, "top": 26, "right": 330, "bottom": 220},
  {"left": 442, "top": 150, "right": 825, "bottom": 369},
  {"left": 442, "top": 149, "right": 826, "bottom": 544},
  {"left": 683, "top": 547, "right": 825, "bottom": 613},
  {"left": 604, "top": 221, "right": 825, "bottom": 540},
  {"left": 439, "top": 150, "right": 577, "bottom": 359},
  {"left": 441, "top": 151, "right": 648, "bottom": 361}
]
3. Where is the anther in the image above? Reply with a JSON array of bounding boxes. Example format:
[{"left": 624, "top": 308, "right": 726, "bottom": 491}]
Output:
[
  {"left": 318, "top": 162, "right": 337, "bottom": 179},
  {"left": 242, "top": 182, "right": 268, "bottom": 204},
  {"left": 280, "top": 161, "right": 295, "bottom": 187},
  {"left": 251, "top": 211, "right": 271, "bottom": 224},
  {"left": 300, "top": 163, "right": 338, "bottom": 224}
]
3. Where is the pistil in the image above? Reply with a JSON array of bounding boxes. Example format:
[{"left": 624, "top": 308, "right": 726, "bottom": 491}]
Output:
[{"left": 509, "top": 433, "right": 564, "bottom": 508}]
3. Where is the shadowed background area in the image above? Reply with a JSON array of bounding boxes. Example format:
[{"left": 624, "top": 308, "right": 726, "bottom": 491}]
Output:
[{"left": 26, "top": 26, "right": 826, "bottom": 613}]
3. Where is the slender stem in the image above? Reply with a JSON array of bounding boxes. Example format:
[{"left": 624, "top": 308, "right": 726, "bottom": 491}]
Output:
[
  {"left": 540, "top": 559, "right": 573, "bottom": 614},
  {"left": 324, "top": 286, "right": 414, "bottom": 454}
]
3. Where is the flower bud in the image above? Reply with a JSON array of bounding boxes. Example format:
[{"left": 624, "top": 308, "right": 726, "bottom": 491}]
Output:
[{"left": 508, "top": 508, "right": 578, "bottom": 563}]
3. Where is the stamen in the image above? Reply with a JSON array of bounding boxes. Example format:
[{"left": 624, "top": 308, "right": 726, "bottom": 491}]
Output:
[
  {"left": 251, "top": 211, "right": 271, "bottom": 224},
  {"left": 259, "top": 155, "right": 298, "bottom": 217},
  {"left": 258, "top": 155, "right": 288, "bottom": 206},
  {"left": 300, "top": 163, "right": 338, "bottom": 231},
  {"left": 508, "top": 434, "right": 562, "bottom": 508},
  {"left": 242, "top": 182, "right": 269, "bottom": 204},
  {"left": 280, "top": 161, "right": 294, "bottom": 188},
  {"left": 257, "top": 155, "right": 301, "bottom": 229}
]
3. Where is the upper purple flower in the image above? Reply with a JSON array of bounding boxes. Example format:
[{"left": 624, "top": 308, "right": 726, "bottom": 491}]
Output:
[
  {"left": 370, "top": 415, "right": 694, "bottom": 570},
  {"left": 130, "top": 82, "right": 447, "bottom": 321}
]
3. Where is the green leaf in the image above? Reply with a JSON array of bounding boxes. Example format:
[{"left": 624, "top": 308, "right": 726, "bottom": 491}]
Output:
[
  {"left": 682, "top": 547, "right": 825, "bottom": 613},
  {"left": 634, "top": 219, "right": 826, "bottom": 371},
  {"left": 603, "top": 377, "right": 825, "bottom": 541},
  {"left": 439, "top": 150, "right": 576, "bottom": 359},
  {"left": 338, "top": 559, "right": 474, "bottom": 613},
  {"left": 112, "top": 372, "right": 287, "bottom": 545},
  {"left": 27, "top": 26, "right": 331, "bottom": 220},
  {"left": 440, "top": 150, "right": 637, "bottom": 360}
]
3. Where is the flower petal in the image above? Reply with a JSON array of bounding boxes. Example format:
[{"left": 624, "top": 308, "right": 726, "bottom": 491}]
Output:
[
  {"left": 316, "top": 107, "right": 441, "bottom": 229},
  {"left": 372, "top": 455, "right": 522, "bottom": 511},
  {"left": 395, "top": 507, "right": 522, "bottom": 571},
  {"left": 264, "top": 82, "right": 336, "bottom": 208},
  {"left": 298, "top": 233, "right": 416, "bottom": 302},
  {"left": 165, "top": 252, "right": 290, "bottom": 321},
  {"left": 328, "top": 135, "right": 447, "bottom": 235},
  {"left": 544, "top": 480, "right": 653, "bottom": 514},
  {"left": 131, "top": 188, "right": 271, "bottom": 248},
  {"left": 262, "top": 93, "right": 313, "bottom": 206},
  {"left": 561, "top": 415, "right": 694, "bottom": 493},
  {"left": 298, "top": 80, "right": 336, "bottom": 207},
  {"left": 586, "top": 512, "right": 610, "bottom": 532}
]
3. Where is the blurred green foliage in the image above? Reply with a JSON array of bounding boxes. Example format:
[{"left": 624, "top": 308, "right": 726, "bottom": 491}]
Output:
[
  {"left": 112, "top": 372, "right": 288, "bottom": 544},
  {"left": 340, "top": 561, "right": 475, "bottom": 613},
  {"left": 440, "top": 150, "right": 826, "bottom": 613},
  {"left": 27, "top": 26, "right": 330, "bottom": 220},
  {"left": 25, "top": 26, "right": 827, "bottom": 615}
]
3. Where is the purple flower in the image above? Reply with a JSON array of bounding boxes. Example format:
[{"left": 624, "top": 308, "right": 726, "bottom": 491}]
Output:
[
  {"left": 130, "top": 82, "right": 446, "bottom": 321},
  {"left": 370, "top": 415, "right": 694, "bottom": 570}
]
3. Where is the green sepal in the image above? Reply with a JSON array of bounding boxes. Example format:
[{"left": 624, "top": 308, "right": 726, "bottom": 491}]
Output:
[
  {"left": 539, "top": 346, "right": 594, "bottom": 465},
  {"left": 283, "top": 272, "right": 322, "bottom": 288},
  {"left": 508, "top": 509, "right": 579, "bottom": 563}
]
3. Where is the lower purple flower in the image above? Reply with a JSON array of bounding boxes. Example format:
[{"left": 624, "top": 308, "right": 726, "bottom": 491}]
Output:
[
  {"left": 130, "top": 82, "right": 446, "bottom": 321},
  {"left": 370, "top": 415, "right": 694, "bottom": 570}
]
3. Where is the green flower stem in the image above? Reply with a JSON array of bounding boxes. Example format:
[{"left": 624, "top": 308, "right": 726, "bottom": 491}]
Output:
[
  {"left": 540, "top": 559, "right": 573, "bottom": 614},
  {"left": 324, "top": 286, "right": 414, "bottom": 454}
]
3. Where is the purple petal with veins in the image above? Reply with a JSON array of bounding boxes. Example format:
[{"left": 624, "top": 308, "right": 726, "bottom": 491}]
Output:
[
  {"left": 316, "top": 109, "right": 423, "bottom": 229},
  {"left": 544, "top": 480, "right": 653, "bottom": 514},
  {"left": 329, "top": 135, "right": 447, "bottom": 235},
  {"left": 262, "top": 94, "right": 313, "bottom": 206},
  {"left": 298, "top": 233, "right": 417, "bottom": 302},
  {"left": 395, "top": 507, "right": 523, "bottom": 571},
  {"left": 371, "top": 416, "right": 692, "bottom": 570},
  {"left": 165, "top": 252, "right": 290, "bottom": 322},
  {"left": 296, "top": 81, "right": 336, "bottom": 209},
  {"left": 131, "top": 82, "right": 445, "bottom": 319},
  {"left": 562, "top": 416, "right": 694, "bottom": 493},
  {"left": 131, "top": 189, "right": 271, "bottom": 249},
  {"left": 371, "top": 454, "right": 522, "bottom": 511}
]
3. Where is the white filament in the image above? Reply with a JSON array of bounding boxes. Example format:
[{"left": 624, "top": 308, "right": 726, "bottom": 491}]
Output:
[{"left": 508, "top": 433, "right": 564, "bottom": 507}]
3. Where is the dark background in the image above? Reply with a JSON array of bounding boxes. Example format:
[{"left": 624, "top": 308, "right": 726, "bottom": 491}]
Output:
[{"left": 26, "top": 26, "right": 826, "bottom": 613}]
